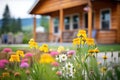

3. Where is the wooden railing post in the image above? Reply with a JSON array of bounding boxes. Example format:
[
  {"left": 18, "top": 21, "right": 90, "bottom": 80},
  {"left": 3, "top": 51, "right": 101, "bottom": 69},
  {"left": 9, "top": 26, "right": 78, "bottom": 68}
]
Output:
[{"left": 33, "top": 15, "right": 36, "bottom": 41}]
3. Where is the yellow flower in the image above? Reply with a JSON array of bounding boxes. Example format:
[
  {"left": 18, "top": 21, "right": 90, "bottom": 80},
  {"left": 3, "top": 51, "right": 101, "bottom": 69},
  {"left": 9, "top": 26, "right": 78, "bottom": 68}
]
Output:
[
  {"left": 2, "top": 72, "right": 10, "bottom": 77},
  {"left": 39, "top": 44, "right": 49, "bottom": 52},
  {"left": 88, "top": 49, "right": 94, "bottom": 53},
  {"left": 73, "top": 38, "right": 80, "bottom": 45},
  {"left": 28, "top": 39, "right": 38, "bottom": 48},
  {"left": 77, "top": 30, "right": 87, "bottom": 38},
  {"left": 102, "top": 55, "right": 108, "bottom": 60},
  {"left": 57, "top": 46, "right": 65, "bottom": 53},
  {"left": 16, "top": 50, "right": 24, "bottom": 57},
  {"left": 101, "top": 67, "right": 107, "bottom": 73},
  {"left": 39, "top": 53, "right": 55, "bottom": 64},
  {"left": 9, "top": 55, "right": 20, "bottom": 62},
  {"left": 86, "top": 38, "right": 94, "bottom": 45},
  {"left": 94, "top": 48, "right": 99, "bottom": 53}
]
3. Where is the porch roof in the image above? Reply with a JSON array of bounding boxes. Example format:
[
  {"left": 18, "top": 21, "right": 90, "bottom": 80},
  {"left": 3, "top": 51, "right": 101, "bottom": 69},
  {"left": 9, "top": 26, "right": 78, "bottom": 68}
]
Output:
[{"left": 29, "top": 0, "right": 88, "bottom": 15}]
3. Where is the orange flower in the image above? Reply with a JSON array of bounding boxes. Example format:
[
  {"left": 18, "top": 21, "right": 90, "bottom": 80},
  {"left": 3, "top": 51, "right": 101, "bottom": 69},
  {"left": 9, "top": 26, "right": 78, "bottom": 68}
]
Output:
[
  {"left": 9, "top": 55, "right": 20, "bottom": 62},
  {"left": 2, "top": 72, "right": 10, "bottom": 77}
]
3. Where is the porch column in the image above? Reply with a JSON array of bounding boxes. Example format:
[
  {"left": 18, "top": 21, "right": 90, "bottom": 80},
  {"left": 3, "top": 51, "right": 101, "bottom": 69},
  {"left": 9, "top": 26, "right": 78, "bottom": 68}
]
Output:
[
  {"left": 59, "top": 9, "right": 64, "bottom": 42},
  {"left": 33, "top": 15, "right": 36, "bottom": 41},
  {"left": 88, "top": 0, "right": 92, "bottom": 38},
  {"left": 49, "top": 16, "right": 53, "bottom": 42}
]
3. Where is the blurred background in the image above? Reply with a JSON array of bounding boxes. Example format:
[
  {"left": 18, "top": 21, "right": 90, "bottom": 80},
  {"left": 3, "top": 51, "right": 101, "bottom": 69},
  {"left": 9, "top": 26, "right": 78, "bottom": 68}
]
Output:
[{"left": 0, "top": 0, "right": 49, "bottom": 44}]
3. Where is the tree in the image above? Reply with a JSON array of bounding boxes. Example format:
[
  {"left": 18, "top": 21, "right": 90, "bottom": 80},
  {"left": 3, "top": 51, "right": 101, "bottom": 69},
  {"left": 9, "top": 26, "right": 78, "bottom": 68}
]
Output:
[
  {"left": 17, "top": 18, "right": 22, "bottom": 31},
  {"left": 1, "top": 5, "right": 11, "bottom": 34},
  {"left": 40, "top": 16, "right": 49, "bottom": 32}
]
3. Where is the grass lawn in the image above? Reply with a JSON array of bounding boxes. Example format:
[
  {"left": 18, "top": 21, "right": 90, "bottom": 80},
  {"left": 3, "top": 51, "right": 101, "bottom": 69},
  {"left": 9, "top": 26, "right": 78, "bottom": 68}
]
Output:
[{"left": 0, "top": 44, "right": 120, "bottom": 52}]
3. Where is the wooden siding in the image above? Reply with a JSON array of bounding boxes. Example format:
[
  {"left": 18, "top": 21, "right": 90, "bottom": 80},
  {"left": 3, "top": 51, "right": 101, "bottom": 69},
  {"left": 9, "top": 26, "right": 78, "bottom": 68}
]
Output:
[
  {"left": 96, "top": 30, "right": 117, "bottom": 44},
  {"left": 30, "top": 0, "right": 88, "bottom": 14},
  {"left": 117, "top": 3, "right": 120, "bottom": 43}
]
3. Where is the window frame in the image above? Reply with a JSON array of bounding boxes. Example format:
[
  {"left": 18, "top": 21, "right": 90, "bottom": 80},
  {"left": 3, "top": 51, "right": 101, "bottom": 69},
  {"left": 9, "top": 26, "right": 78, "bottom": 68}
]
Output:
[
  {"left": 64, "top": 13, "right": 80, "bottom": 30},
  {"left": 100, "top": 8, "right": 111, "bottom": 30},
  {"left": 53, "top": 17, "right": 59, "bottom": 34}
]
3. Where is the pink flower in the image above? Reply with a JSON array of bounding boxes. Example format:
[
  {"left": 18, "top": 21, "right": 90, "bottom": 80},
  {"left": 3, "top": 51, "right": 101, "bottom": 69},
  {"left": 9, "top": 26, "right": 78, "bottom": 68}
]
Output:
[
  {"left": 51, "top": 62, "right": 59, "bottom": 67},
  {"left": 0, "top": 59, "right": 8, "bottom": 68},
  {"left": 21, "top": 58, "right": 28, "bottom": 63},
  {"left": 25, "top": 53, "right": 33, "bottom": 57},
  {"left": 67, "top": 50, "right": 76, "bottom": 55},
  {"left": 50, "top": 51, "right": 59, "bottom": 56},
  {"left": 0, "top": 63, "right": 5, "bottom": 68},
  {"left": 20, "top": 62, "right": 29, "bottom": 68},
  {"left": 2, "top": 48, "right": 12, "bottom": 53},
  {"left": 56, "top": 71, "right": 62, "bottom": 76}
]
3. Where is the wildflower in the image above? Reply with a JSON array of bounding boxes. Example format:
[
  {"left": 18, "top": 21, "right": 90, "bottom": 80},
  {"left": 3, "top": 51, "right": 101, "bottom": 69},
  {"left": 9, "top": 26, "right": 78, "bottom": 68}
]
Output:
[
  {"left": 57, "top": 46, "right": 65, "bottom": 53},
  {"left": 39, "top": 53, "right": 55, "bottom": 64},
  {"left": 51, "top": 62, "right": 59, "bottom": 67},
  {"left": 60, "top": 54, "right": 67, "bottom": 62},
  {"left": 97, "top": 62, "right": 101, "bottom": 65},
  {"left": 16, "top": 50, "right": 24, "bottom": 57},
  {"left": 9, "top": 55, "right": 20, "bottom": 62},
  {"left": 50, "top": 51, "right": 59, "bottom": 56},
  {"left": 2, "top": 48, "right": 12, "bottom": 53},
  {"left": 0, "top": 59, "right": 8, "bottom": 68},
  {"left": 86, "top": 38, "right": 94, "bottom": 45},
  {"left": 56, "top": 71, "right": 62, "bottom": 76},
  {"left": 0, "top": 59, "right": 8, "bottom": 64},
  {"left": 77, "top": 30, "right": 87, "bottom": 38},
  {"left": 73, "top": 38, "right": 80, "bottom": 45},
  {"left": 88, "top": 49, "right": 94, "bottom": 53},
  {"left": 20, "top": 62, "right": 29, "bottom": 68},
  {"left": 29, "top": 39, "right": 38, "bottom": 48},
  {"left": 94, "top": 48, "right": 99, "bottom": 53},
  {"left": 39, "top": 44, "right": 49, "bottom": 52},
  {"left": 102, "top": 55, "right": 108, "bottom": 60},
  {"left": 2, "top": 72, "right": 10, "bottom": 77},
  {"left": 14, "top": 72, "right": 21, "bottom": 77},
  {"left": 25, "top": 52, "right": 33, "bottom": 57},
  {"left": 65, "top": 62, "right": 73, "bottom": 69},
  {"left": 101, "top": 67, "right": 107, "bottom": 73},
  {"left": 21, "top": 58, "right": 28, "bottom": 63},
  {"left": 67, "top": 50, "right": 76, "bottom": 55},
  {"left": 25, "top": 70, "right": 30, "bottom": 75}
]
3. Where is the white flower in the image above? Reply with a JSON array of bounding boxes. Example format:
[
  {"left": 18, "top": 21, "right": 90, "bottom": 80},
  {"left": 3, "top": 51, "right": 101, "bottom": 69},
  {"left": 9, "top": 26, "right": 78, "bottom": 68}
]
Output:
[
  {"left": 65, "top": 62, "right": 73, "bottom": 69},
  {"left": 60, "top": 54, "right": 67, "bottom": 62}
]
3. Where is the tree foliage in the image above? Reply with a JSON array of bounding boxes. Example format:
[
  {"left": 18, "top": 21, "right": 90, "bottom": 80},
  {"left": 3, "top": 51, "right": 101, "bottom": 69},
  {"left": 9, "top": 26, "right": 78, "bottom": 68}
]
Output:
[{"left": 0, "top": 5, "right": 22, "bottom": 35}]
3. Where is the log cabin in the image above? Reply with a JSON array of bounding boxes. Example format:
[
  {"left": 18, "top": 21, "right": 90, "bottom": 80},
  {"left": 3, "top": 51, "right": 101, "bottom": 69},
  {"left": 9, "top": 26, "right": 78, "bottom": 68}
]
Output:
[{"left": 30, "top": 0, "right": 120, "bottom": 44}]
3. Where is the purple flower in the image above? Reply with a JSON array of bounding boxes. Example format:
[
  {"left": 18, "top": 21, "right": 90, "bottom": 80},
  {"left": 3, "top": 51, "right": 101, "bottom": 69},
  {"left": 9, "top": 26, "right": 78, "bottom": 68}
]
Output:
[
  {"left": 51, "top": 62, "right": 59, "bottom": 67},
  {"left": 20, "top": 62, "right": 29, "bottom": 68},
  {"left": 50, "top": 51, "right": 59, "bottom": 56},
  {"left": 2, "top": 48, "right": 12, "bottom": 53},
  {"left": 25, "top": 53, "right": 33, "bottom": 57},
  {"left": 67, "top": 50, "right": 76, "bottom": 55}
]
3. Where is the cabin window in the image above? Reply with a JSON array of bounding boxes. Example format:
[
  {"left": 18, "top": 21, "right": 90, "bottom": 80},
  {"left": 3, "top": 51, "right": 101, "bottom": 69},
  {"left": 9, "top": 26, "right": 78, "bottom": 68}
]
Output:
[
  {"left": 64, "top": 17, "right": 70, "bottom": 30},
  {"left": 53, "top": 18, "right": 59, "bottom": 33},
  {"left": 64, "top": 14, "right": 79, "bottom": 30},
  {"left": 101, "top": 9, "right": 110, "bottom": 30},
  {"left": 72, "top": 15, "right": 79, "bottom": 29}
]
